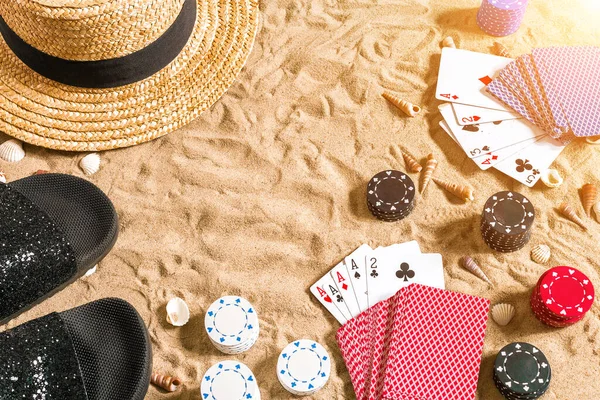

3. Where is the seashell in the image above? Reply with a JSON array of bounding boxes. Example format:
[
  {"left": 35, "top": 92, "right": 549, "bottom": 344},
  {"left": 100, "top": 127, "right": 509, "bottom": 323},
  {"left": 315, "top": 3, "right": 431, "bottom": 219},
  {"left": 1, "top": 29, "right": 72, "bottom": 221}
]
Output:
[
  {"left": 491, "top": 303, "right": 515, "bottom": 326},
  {"left": 586, "top": 135, "right": 600, "bottom": 145},
  {"left": 382, "top": 91, "right": 421, "bottom": 117},
  {"left": 530, "top": 244, "right": 551, "bottom": 264},
  {"left": 151, "top": 372, "right": 182, "bottom": 392},
  {"left": 460, "top": 256, "right": 493, "bottom": 285},
  {"left": 420, "top": 153, "right": 438, "bottom": 193},
  {"left": 84, "top": 265, "right": 97, "bottom": 277},
  {"left": 581, "top": 183, "right": 598, "bottom": 217},
  {"left": 402, "top": 150, "right": 422, "bottom": 173},
  {"left": 594, "top": 201, "right": 600, "bottom": 223},
  {"left": 166, "top": 297, "right": 190, "bottom": 327},
  {"left": 432, "top": 178, "right": 474, "bottom": 202},
  {"left": 33, "top": 170, "right": 49, "bottom": 176},
  {"left": 558, "top": 203, "right": 587, "bottom": 230},
  {"left": 0, "top": 139, "right": 25, "bottom": 163},
  {"left": 493, "top": 42, "right": 511, "bottom": 58},
  {"left": 540, "top": 169, "right": 563, "bottom": 188},
  {"left": 0, "top": 172, "right": 6, "bottom": 184},
  {"left": 79, "top": 153, "right": 101, "bottom": 176},
  {"left": 441, "top": 36, "right": 456, "bottom": 48}
]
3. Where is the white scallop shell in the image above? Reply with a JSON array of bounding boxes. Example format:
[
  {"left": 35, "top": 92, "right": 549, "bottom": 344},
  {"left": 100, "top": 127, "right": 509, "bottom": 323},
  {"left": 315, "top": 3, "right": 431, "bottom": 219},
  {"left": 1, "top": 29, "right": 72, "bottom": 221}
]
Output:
[
  {"left": 530, "top": 244, "right": 551, "bottom": 264},
  {"left": 540, "top": 169, "right": 563, "bottom": 188},
  {"left": 166, "top": 297, "right": 190, "bottom": 327},
  {"left": 491, "top": 303, "right": 515, "bottom": 326},
  {"left": 79, "top": 153, "right": 101, "bottom": 175},
  {"left": 594, "top": 201, "right": 600, "bottom": 223},
  {"left": 0, "top": 139, "right": 25, "bottom": 163}
]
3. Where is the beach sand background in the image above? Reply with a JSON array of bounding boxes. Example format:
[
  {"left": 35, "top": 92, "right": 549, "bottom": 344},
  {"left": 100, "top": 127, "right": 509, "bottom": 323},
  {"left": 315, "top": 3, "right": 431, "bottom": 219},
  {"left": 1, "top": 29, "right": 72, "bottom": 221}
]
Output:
[{"left": 2, "top": 0, "right": 600, "bottom": 398}]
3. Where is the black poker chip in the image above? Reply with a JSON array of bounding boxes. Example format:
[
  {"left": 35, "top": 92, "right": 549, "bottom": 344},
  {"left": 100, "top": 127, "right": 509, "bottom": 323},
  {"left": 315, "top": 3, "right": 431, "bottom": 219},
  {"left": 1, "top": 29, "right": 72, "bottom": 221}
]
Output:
[
  {"left": 481, "top": 191, "right": 535, "bottom": 252},
  {"left": 366, "top": 170, "right": 415, "bottom": 221},
  {"left": 493, "top": 342, "right": 551, "bottom": 400}
]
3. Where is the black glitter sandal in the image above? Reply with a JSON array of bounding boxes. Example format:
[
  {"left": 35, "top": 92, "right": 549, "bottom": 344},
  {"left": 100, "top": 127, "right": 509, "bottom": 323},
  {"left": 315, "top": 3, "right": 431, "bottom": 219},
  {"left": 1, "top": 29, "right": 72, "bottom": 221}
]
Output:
[
  {"left": 0, "top": 173, "right": 119, "bottom": 325},
  {"left": 0, "top": 297, "right": 152, "bottom": 400}
]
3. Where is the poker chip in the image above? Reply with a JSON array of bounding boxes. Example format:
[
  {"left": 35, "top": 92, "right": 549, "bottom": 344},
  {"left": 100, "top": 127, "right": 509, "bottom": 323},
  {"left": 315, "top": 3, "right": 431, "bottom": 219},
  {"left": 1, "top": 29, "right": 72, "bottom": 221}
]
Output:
[
  {"left": 277, "top": 339, "right": 331, "bottom": 396},
  {"left": 204, "top": 296, "right": 260, "bottom": 354},
  {"left": 480, "top": 191, "right": 535, "bottom": 253},
  {"left": 530, "top": 266, "right": 595, "bottom": 327},
  {"left": 477, "top": 0, "right": 528, "bottom": 37},
  {"left": 493, "top": 342, "right": 551, "bottom": 400},
  {"left": 201, "top": 360, "right": 261, "bottom": 400},
  {"left": 366, "top": 170, "right": 416, "bottom": 222}
]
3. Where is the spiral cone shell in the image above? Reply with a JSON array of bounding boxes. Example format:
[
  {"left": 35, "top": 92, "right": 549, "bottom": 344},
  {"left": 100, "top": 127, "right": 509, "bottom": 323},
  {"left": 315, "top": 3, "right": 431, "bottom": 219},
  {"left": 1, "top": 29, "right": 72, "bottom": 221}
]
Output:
[
  {"left": 402, "top": 150, "right": 422, "bottom": 173},
  {"left": 0, "top": 139, "right": 25, "bottom": 163},
  {"left": 493, "top": 42, "right": 511, "bottom": 58},
  {"left": 460, "top": 256, "right": 492, "bottom": 285},
  {"left": 594, "top": 202, "right": 600, "bottom": 223},
  {"left": 420, "top": 153, "right": 438, "bottom": 193},
  {"left": 581, "top": 183, "right": 598, "bottom": 217},
  {"left": 558, "top": 203, "right": 587, "bottom": 230},
  {"left": 586, "top": 135, "right": 600, "bottom": 145},
  {"left": 442, "top": 36, "right": 456, "bottom": 48},
  {"left": 491, "top": 303, "right": 515, "bottom": 326},
  {"left": 432, "top": 178, "right": 474, "bottom": 202},
  {"left": 151, "top": 372, "right": 182, "bottom": 392},
  {"left": 530, "top": 244, "right": 551, "bottom": 264},
  {"left": 382, "top": 91, "right": 421, "bottom": 117}
]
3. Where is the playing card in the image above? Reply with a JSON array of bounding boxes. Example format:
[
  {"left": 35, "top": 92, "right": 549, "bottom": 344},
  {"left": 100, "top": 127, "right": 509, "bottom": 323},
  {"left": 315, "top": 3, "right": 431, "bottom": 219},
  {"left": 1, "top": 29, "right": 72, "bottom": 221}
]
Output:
[
  {"left": 336, "top": 306, "right": 372, "bottom": 398},
  {"left": 331, "top": 261, "right": 361, "bottom": 318},
  {"left": 439, "top": 120, "right": 539, "bottom": 171},
  {"left": 367, "top": 253, "right": 445, "bottom": 306},
  {"left": 452, "top": 103, "right": 520, "bottom": 126},
  {"left": 436, "top": 48, "right": 514, "bottom": 111},
  {"left": 382, "top": 285, "right": 490, "bottom": 400},
  {"left": 310, "top": 273, "right": 351, "bottom": 324},
  {"left": 366, "top": 241, "right": 421, "bottom": 307},
  {"left": 344, "top": 244, "right": 373, "bottom": 312},
  {"left": 439, "top": 103, "right": 544, "bottom": 159},
  {"left": 492, "top": 135, "right": 566, "bottom": 187}
]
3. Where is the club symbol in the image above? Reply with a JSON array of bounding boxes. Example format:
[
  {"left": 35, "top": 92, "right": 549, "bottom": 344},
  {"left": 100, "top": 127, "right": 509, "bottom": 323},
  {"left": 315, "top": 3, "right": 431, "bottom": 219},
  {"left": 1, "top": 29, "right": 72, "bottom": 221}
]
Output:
[
  {"left": 370, "top": 270, "right": 378, "bottom": 278},
  {"left": 515, "top": 159, "right": 533, "bottom": 173},
  {"left": 354, "top": 271, "right": 361, "bottom": 279},
  {"left": 482, "top": 146, "right": 490, "bottom": 151},
  {"left": 532, "top": 169, "right": 540, "bottom": 175},
  {"left": 395, "top": 262, "right": 415, "bottom": 282},
  {"left": 336, "top": 294, "right": 343, "bottom": 303}
]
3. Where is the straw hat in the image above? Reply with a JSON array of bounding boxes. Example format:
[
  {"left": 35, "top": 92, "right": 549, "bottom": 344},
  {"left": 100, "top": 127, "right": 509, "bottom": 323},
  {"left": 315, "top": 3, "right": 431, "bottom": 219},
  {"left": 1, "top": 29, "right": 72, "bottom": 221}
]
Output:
[{"left": 0, "top": 0, "right": 259, "bottom": 151}]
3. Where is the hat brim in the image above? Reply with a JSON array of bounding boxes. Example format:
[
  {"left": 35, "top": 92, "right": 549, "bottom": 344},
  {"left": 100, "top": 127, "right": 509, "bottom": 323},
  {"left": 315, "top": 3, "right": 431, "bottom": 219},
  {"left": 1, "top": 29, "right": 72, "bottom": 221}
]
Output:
[{"left": 0, "top": 0, "right": 259, "bottom": 151}]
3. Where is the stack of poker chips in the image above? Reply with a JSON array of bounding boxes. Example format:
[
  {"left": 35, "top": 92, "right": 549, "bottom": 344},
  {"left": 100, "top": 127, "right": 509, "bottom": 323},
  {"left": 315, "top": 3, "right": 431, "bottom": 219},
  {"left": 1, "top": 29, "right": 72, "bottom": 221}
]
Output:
[
  {"left": 277, "top": 339, "right": 331, "bottom": 396},
  {"left": 493, "top": 342, "right": 551, "bottom": 400},
  {"left": 480, "top": 191, "right": 535, "bottom": 252},
  {"left": 204, "top": 296, "right": 259, "bottom": 355},
  {"left": 530, "top": 266, "right": 595, "bottom": 327},
  {"left": 367, "top": 170, "right": 416, "bottom": 222},
  {"left": 477, "top": 0, "right": 528, "bottom": 37},
  {"left": 201, "top": 360, "right": 261, "bottom": 399}
]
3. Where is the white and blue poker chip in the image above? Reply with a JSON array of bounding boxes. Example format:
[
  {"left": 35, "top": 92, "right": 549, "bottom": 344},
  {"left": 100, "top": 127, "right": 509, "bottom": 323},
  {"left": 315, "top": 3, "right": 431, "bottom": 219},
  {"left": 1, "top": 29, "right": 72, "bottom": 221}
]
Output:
[
  {"left": 201, "top": 361, "right": 260, "bottom": 400},
  {"left": 205, "top": 296, "right": 260, "bottom": 353},
  {"left": 277, "top": 339, "right": 331, "bottom": 395}
]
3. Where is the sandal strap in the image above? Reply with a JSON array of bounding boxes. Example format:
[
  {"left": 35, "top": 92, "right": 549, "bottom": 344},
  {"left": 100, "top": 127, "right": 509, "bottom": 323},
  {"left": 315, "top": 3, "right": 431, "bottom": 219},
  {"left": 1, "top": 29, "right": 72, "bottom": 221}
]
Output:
[{"left": 0, "top": 183, "right": 77, "bottom": 321}]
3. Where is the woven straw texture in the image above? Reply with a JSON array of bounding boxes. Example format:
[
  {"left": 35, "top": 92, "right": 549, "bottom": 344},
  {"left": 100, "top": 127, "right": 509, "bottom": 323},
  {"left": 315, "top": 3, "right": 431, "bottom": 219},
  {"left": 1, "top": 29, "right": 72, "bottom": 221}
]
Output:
[{"left": 0, "top": 0, "right": 260, "bottom": 151}]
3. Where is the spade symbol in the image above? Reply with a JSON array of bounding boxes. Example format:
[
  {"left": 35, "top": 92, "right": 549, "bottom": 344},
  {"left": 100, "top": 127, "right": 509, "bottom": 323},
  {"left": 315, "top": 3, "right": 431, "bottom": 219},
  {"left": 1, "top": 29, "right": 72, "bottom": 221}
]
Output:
[
  {"left": 395, "top": 262, "right": 415, "bottom": 282},
  {"left": 354, "top": 271, "right": 361, "bottom": 279}
]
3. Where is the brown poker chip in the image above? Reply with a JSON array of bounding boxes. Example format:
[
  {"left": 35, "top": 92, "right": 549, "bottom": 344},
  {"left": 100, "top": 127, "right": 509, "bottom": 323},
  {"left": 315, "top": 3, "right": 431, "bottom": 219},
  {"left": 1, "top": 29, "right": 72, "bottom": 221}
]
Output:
[
  {"left": 366, "top": 170, "right": 415, "bottom": 221},
  {"left": 481, "top": 191, "right": 535, "bottom": 252}
]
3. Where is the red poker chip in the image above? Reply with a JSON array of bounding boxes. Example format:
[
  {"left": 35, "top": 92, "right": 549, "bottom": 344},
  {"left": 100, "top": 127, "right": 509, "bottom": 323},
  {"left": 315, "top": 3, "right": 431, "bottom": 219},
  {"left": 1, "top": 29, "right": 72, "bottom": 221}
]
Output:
[{"left": 538, "top": 266, "right": 594, "bottom": 319}]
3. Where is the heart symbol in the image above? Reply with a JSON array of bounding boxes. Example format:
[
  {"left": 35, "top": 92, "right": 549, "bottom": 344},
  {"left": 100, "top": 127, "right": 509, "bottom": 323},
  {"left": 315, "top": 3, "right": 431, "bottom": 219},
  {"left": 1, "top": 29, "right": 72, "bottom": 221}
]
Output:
[
  {"left": 473, "top": 115, "right": 481, "bottom": 121},
  {"left": 569, "top": 269, "right": 575, "bottom": 274}
]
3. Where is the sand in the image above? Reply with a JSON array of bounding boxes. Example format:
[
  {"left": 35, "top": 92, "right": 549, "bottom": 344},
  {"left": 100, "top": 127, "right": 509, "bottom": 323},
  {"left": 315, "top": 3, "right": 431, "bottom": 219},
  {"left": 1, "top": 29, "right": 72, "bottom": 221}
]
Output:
[{"left": 2, "top": 0, "right": 600, "bottom": 398}]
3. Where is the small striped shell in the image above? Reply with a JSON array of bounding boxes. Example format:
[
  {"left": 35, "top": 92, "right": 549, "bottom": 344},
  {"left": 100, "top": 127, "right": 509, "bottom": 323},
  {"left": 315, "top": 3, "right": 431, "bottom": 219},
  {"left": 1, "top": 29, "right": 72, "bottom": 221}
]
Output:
[
  {"left": 441, "top": 36, "right": 456, "bottom": 48},
  {"left": 151, "top": 372, "right": 182, "bottom": 392},
  {"left": 581, "top": 183, "right": 598, "bottom": 217},
  {"left": 0, "top": 139, "right": 25, "bottom": 163},
  {"left": 491, "top": 303, "right": 515, "bottom": 326},
  {"left": 530, "top": 244, "right": 551, "bottom": 264},
  {"left": 79, "top": 153, "right": 101, "bottom": 175},
  {"left": 594, "top": 201, "right": 600, "bottom": 223}
]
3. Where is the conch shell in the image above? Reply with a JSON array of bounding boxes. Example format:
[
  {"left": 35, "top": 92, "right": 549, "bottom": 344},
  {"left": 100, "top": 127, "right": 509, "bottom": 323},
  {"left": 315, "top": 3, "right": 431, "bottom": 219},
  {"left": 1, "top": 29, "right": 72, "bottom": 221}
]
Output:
[
  {"left": 558, "top": 203, "right": 587, "bottom": 230},
  {"left": 402, "top": 150, "right": 422, "bottom": 173},
  {"left": 382, "top": 91, "right": 421, "bottom": 117},
  {"left": 151, "top": 372, "right": 182, "bottom": 392},
  {"left": 0, "top": 139, "right": 25, "bottom": 163},
  {"left": 432, "top": 178, "right": 474, "bottom": 202},
  {"left": 491, "top": 303, "right": 515, "bottom": 326},
  {"left": 581, "top": 183, "right": 598, "bottom": 217},
  {"left": 540, "top": 169, "right": 563, "bottom": 188},
  {"left": 441, "top": 36, "right": 456, "bottom": 48},
  {"left": 493, "top": 42, "right": 511, "bottom": 58},
  {"left": 530, "top": 244, "right": 551, "bottom": 264},
  {"left": 460, "top": 256, "right": 493, "bottom": 285},
  {"left": 79, "top": 153, "right": 101, "bottom": 176},
  {"left": 420, "top": 153, "right": 438, "bottom": 193}
]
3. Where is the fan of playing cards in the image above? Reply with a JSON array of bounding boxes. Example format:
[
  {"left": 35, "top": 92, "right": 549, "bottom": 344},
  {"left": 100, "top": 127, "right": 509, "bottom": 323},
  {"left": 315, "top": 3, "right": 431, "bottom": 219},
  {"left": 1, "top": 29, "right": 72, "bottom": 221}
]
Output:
[{"left": 434, "top": 47, "right": 595, "bottom": 187}]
